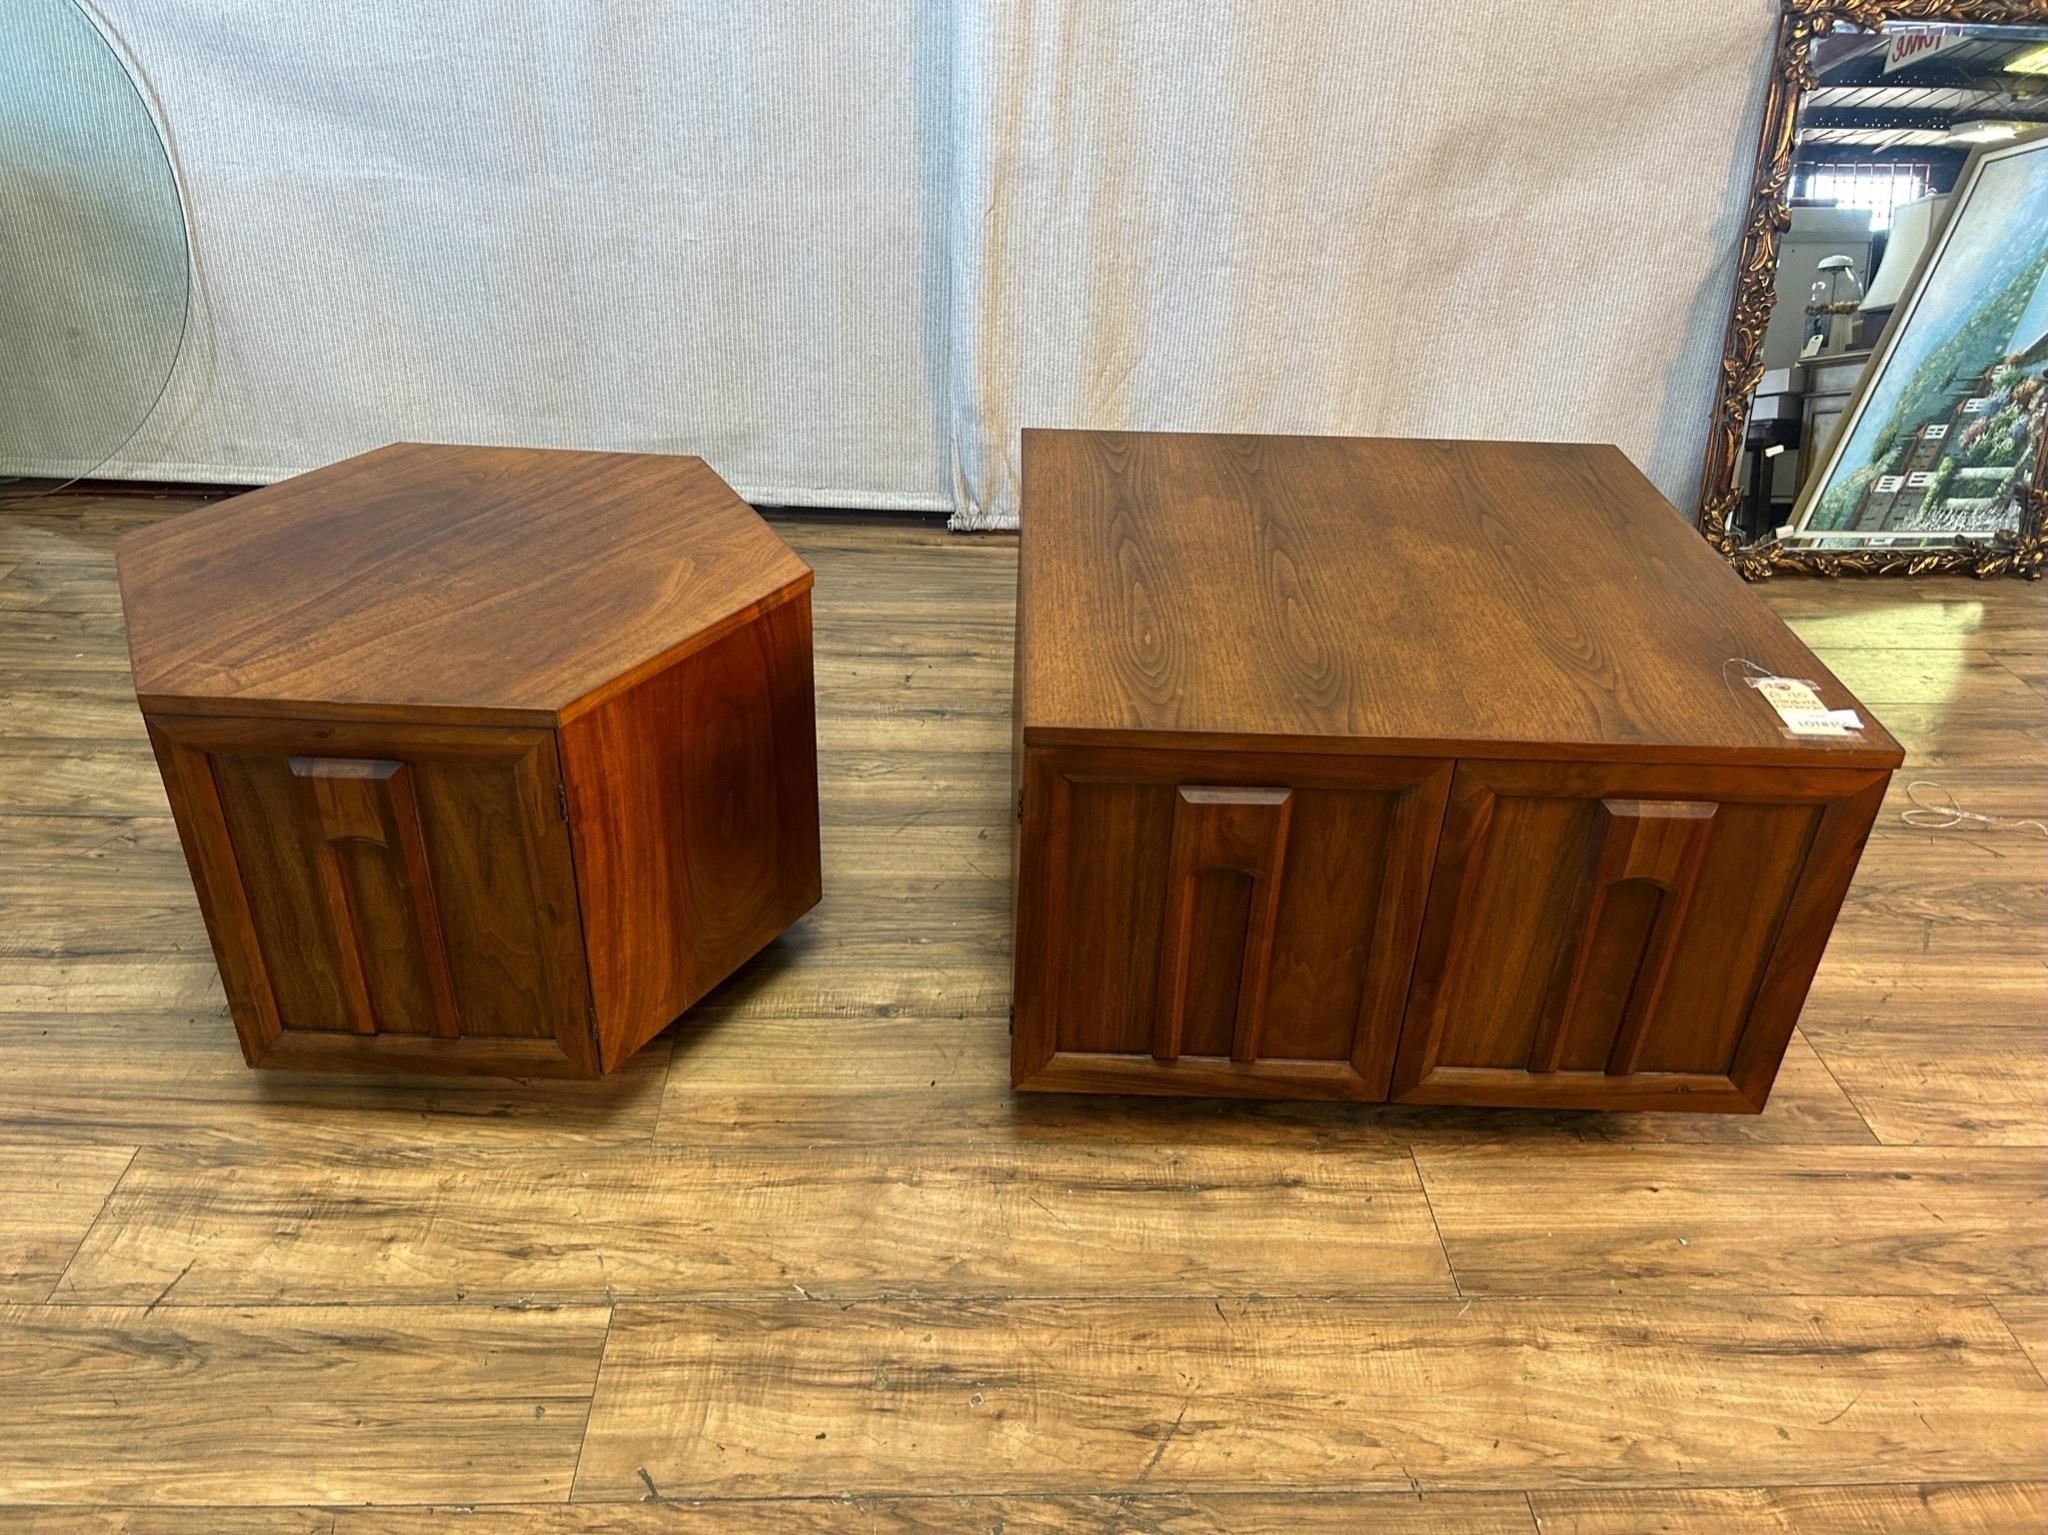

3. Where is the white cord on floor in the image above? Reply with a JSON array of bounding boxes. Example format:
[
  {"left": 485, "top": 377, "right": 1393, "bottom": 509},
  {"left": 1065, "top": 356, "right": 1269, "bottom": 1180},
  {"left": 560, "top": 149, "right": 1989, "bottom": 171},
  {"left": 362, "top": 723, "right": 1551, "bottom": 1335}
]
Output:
[
  {"left": 1899, "top": 780, "right": 2048, "bottom": 841},
  {"left": 1723, "top": 661, "right": 2040, "bottom": 840}
]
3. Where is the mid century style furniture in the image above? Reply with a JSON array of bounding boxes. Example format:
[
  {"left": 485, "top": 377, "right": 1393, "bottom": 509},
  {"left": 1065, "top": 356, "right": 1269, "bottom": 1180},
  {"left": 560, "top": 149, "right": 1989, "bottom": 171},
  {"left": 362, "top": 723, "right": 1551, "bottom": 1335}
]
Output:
[
  {"left": 1011, "top": 429, "right": 1901, "bottom": 1111},
  {"left": 118, "top": 443, "right": 820, "bottom": 1077}
]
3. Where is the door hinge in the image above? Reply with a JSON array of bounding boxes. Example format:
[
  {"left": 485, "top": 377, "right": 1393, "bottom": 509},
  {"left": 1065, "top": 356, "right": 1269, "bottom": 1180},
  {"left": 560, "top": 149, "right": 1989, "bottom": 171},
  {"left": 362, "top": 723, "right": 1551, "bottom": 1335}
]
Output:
[
  {"left": 1016, "top": 788, "right": 1025, "bottom": 824},
  {"left": 557, "top": 782, "right": 571, "bottom": 823}
]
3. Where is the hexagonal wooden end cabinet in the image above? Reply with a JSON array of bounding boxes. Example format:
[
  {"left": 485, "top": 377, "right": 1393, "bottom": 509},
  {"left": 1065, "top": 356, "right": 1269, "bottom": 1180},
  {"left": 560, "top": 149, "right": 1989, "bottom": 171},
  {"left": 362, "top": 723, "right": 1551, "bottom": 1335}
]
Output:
[{"left": 117, "top": 443, "right": 820, "bottom": 1077}]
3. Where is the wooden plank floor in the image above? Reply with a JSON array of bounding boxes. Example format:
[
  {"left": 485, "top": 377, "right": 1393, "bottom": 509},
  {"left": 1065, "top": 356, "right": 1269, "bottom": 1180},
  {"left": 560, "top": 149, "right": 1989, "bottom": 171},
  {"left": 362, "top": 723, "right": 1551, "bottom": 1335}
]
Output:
[{"left": 1, "top": 493, "right": 2043, "bottom": 1533}]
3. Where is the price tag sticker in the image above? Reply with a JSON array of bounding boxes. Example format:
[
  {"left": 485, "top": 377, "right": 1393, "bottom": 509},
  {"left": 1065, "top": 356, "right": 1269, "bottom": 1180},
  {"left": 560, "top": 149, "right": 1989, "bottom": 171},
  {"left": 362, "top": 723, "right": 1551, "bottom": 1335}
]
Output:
[{"left": 1747, "top": 675, "right": 1861, "bottom": 738}]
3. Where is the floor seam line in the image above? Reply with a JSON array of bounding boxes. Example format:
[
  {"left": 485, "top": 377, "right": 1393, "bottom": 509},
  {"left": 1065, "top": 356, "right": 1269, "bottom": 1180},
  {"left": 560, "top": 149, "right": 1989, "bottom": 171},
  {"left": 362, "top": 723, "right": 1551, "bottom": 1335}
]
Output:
[
  {"left": 1989, "top": 1301, "right": 2048, "bottom": 1391},
  {"left": 1797, "top": 1026, "right": 1886, "bottom": 1146},
  {"left": 40, "top": 1145, "right": 140, "bottom": 1303},
  {"left": 1408, "top": 1147, "right": 1463, "bottom": 1299},
  {"left": 564, "top": 1301, "right": 619, "bottom": 1503}
]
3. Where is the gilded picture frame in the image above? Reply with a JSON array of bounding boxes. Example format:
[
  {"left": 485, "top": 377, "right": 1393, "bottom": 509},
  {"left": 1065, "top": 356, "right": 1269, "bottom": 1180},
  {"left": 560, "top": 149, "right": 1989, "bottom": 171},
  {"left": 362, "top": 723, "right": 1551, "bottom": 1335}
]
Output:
[{"left": 1695, "top": 0, "right": 2048, "bottom": 578}]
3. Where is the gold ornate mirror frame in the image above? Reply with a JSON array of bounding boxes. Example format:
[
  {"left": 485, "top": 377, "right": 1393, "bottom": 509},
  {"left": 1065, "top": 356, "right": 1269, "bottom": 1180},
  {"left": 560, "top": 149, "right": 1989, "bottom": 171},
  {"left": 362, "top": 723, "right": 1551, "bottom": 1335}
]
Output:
[{"left": 1697, "top": 0, "right": 2048, "bottom": 577}]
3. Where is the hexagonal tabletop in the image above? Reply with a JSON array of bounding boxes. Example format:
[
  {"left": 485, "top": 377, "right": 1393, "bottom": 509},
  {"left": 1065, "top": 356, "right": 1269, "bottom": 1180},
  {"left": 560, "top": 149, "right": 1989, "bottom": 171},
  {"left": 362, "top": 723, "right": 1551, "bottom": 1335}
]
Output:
[{"left": 117, "top": 442, "right": 812, "bottom": 726}]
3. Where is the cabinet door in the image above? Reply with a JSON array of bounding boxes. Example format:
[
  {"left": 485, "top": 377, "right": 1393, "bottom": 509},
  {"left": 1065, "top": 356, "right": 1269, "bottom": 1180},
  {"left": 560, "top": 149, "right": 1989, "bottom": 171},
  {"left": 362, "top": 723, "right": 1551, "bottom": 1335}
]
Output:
[
  {"left": 1391, "top": 762, "right": 1887, "bottom": 1112},
  {"left": 1013, "top": 745, "right": 1452, "bottom": 1098},
  {"left": 148, "top": 715, "right": 598, "bottom": 1076}
]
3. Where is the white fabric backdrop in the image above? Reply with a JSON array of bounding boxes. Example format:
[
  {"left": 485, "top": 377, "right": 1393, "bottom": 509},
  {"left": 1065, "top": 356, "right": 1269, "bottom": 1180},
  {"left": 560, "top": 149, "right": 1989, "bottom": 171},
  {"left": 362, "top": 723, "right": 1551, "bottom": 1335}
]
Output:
[
  {"left": 945, "top": 0, "right": 1781, "bottom": 527},
  {"left": 90, "top": 0, "right": 956, "bottom": 509},
  {"left": 54, "top": 1, "right": 1780, "bottom": 527}
]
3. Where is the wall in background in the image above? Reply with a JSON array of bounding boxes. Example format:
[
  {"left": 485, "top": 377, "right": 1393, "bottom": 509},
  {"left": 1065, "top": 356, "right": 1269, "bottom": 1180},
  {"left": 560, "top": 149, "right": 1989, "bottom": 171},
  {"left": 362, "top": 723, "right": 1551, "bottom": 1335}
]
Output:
[{"left": 18, "top": 1, "right": 1780, "bottom": 527}]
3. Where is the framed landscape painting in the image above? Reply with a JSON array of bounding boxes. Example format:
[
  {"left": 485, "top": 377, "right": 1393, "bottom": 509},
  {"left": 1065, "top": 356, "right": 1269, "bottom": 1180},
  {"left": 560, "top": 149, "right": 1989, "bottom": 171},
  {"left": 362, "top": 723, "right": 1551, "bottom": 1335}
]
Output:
[{"left": 1789, "top": 126, "right": 2048, "bottom": 555}]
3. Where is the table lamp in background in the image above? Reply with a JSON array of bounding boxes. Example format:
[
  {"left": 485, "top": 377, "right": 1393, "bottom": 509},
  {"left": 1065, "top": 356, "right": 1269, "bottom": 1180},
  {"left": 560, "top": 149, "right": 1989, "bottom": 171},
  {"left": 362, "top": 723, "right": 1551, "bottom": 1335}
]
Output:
[{"left": 1805, "top": 255, "right": 1865, "bottom": 356}]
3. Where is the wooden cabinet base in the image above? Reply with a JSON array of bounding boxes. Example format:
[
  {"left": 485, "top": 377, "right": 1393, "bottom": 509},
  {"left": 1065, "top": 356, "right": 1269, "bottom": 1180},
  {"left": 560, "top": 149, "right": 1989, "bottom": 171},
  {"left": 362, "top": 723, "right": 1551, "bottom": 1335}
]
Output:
[
  {"left": 1010, "top": 432, "right": 1901, "bottom": 1111},
  {"left": 121, "top": 445, "right": 820, "bottom": 1078}
]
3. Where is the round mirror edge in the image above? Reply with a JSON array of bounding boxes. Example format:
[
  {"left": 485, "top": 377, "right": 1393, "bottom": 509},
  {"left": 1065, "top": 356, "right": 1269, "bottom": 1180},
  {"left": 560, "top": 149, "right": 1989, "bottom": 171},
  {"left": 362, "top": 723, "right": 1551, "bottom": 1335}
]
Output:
[{"left": 1, "top": 0, "right": 194, "bottom": 496}]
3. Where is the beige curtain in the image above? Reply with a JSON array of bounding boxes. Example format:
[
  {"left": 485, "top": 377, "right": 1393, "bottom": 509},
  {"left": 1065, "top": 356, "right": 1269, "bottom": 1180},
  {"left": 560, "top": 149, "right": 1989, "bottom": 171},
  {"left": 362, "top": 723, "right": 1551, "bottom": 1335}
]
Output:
[
  {"left": 944, "top": 0, "right": 1780, "bottom": 528},
  {"left": 27, "top": 1, "right": 1778, "bottom": 526},
  {"left": 65, "top": 0, "right": 956, "bottom": 509}
]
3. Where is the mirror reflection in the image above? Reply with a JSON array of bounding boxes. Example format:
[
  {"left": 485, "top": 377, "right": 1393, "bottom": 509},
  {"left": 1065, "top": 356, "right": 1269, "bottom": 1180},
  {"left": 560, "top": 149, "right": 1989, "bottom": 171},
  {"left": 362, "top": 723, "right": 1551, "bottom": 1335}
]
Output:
[
  {"left": 1739, "top": 23, "right": 2048, "bottom": 553},
  {"left": 0, "top": 0, "right": 189, "bottom": 490}
]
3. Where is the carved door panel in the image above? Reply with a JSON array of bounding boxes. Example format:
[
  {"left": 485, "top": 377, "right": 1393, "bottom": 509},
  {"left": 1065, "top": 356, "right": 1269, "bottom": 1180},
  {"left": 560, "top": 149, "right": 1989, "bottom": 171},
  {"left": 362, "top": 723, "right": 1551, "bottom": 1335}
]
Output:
[
  {"left": 148, "top": 716, "right": 597, "bottom": 1075},
  {"left": 1391, "top": 761, "right": 1886, "bottom": 1111},
  {"left": 1012, "top": 745, "right": 1452, "bottom": 1098}
]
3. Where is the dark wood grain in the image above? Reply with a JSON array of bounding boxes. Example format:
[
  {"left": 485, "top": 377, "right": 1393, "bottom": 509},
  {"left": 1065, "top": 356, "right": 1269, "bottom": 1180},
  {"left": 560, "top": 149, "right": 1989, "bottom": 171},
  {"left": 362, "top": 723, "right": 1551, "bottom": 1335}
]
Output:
[
  {"left": 115, "top": 442, "right": 812, "bottom": 726},
  {"left": 1014, "top": 432, "right": 1899, "bottom": 1106},
  {"left": 1018, "top": 430, "right": 1903, "bottom": 767},
  {"left": 117, "top": 447, "right": 820, "bottom": 1075},
  {"left": 559, "top": 591, "right": 821, "bottom": 1069},
  {"left": 286, "top": 756, "right": 460, "bottom": 1039},
  {"left": 1547, "top": 798, "right": 1716, "bottom": 1077},
  {"left": 1013, "top": 744, "right": 1450, "bottom": 1098},
  {"left": 1150, "top": 786, "right": 1293, "bottom": 1063},
  {"left": 1392, "top": 762, "right": 1890, "bottom": 1112},
  {"left": 149, "top": 715, "right": 600, "bottom": 1076}
]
